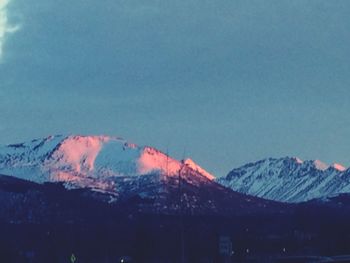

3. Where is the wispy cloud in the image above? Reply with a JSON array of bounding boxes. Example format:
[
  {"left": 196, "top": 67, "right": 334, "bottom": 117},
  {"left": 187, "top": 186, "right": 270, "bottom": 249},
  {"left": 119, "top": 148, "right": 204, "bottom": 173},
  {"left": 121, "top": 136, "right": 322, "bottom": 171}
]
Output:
[{"left": 0, "top": 0, "right": 19, "bottom": 59}]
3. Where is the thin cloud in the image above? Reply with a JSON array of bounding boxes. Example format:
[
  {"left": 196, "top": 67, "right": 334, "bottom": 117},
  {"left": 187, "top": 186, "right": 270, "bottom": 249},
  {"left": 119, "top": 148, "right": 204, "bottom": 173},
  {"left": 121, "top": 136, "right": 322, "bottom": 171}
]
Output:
[{"left": 0, "top": 0, "right": 19, "bottom": 59}]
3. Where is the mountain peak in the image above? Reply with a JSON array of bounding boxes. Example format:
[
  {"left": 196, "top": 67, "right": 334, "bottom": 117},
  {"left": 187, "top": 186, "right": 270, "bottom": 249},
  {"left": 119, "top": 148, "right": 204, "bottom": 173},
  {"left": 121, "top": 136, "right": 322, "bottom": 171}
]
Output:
[
  {"left": 331, "top": 163, "right": 346, "bottom": 172},
  {"left": 291, "top": 157, "right": 303, "bottom": 164},
  {"left": 0, "top": 135, "right": 215, "bottom": 192},
  {"left": 312, "top": 160, "right": 329, "bottom": 171}
]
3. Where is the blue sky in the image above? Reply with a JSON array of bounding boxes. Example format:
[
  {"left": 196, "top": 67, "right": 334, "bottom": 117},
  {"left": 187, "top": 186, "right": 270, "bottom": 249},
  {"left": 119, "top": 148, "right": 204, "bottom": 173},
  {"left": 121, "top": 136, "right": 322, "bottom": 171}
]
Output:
[{"left": 0, "top": 0, "right": 350, "bottom": 176}]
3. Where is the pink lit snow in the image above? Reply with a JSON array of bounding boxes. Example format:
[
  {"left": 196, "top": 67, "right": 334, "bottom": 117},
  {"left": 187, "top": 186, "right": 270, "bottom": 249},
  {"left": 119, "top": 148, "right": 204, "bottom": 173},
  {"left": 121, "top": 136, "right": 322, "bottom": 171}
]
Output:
[
  {"left": 137, "top": 147, "right": 181, "bottom": 176},
  {"left": 49, "top": 135, "right": 110, "bottom": 173},
  {"left": 184, "top": 158, "right": 215, "bottom": 180},
  {"left": 332, "top": 163, "right": 346, "bottom": 172}
]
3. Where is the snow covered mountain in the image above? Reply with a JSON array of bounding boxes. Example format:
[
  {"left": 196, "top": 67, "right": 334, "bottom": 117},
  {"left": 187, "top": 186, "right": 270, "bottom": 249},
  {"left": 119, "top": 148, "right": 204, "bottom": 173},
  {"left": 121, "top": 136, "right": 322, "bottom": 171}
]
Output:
[
  {"left": 0, "top": 135, "right": 281, "bottom": 215},
  {"left": 0, "top": 135, "right": 215, "bottom": 196},
  {"left": 218, "top": 157, "right": 350, "bottom": 203},
  {"left": 4, "top": 135, "right": 350, "bottom": 205}
]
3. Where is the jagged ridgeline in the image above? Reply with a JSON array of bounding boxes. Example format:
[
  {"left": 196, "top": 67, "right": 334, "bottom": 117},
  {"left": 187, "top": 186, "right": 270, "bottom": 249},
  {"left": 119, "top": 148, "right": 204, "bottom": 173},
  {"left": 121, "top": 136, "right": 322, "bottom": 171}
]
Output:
[{"left": 218, "top": 157, "right": 349, "bottom": 202}]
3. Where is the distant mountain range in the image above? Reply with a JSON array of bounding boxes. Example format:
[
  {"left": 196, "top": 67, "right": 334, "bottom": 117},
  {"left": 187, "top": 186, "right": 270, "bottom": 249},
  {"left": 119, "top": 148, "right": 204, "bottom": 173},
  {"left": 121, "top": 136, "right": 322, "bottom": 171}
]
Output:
[
  {"left": 1, "top": 135, "right": 350, "bottom": 204},
  {"left": 218, "top": 157, "right": 350, "bottom": 202}
]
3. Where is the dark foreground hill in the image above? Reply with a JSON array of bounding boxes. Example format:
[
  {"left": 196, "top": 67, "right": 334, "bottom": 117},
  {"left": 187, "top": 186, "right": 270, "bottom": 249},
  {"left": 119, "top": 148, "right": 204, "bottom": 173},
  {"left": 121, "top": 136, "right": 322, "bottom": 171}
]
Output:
[{"left": 2, "top": 175, "right": 350, "bottom": 262}]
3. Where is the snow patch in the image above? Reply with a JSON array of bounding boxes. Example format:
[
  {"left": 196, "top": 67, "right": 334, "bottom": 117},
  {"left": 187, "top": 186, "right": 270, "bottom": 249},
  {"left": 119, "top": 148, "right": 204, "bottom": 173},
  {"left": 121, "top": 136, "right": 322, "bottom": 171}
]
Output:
[
  {"left": 137, "top": 147, "right": 181, "bottom": 175},
  {"left": 184, "top": 158, "right": 215, "bottom": 180},
  {"left": 313, "top": 160, "right": 329, "bottom": 171},
  {"left": 331, "top": 163, "right": 346, "bottom": 172},
  {"left": 49, "top": 135, "right": 109, "bottom": 174},
  {"left": 293, "top": 157, "right": 304, "bottom": 164}
]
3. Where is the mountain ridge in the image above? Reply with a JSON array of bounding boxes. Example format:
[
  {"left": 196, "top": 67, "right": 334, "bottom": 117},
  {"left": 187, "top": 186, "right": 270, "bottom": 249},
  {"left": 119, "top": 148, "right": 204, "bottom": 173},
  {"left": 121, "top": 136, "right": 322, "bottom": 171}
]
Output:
[
  {"left": 3, "top": 135, "right": 350, "bottom": 204},
  {"left": 0, "top": 134, "right": 216, "bottom": 195},
  {"left": 218, "top": 156, "right": 350, "bottom": 203}
]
